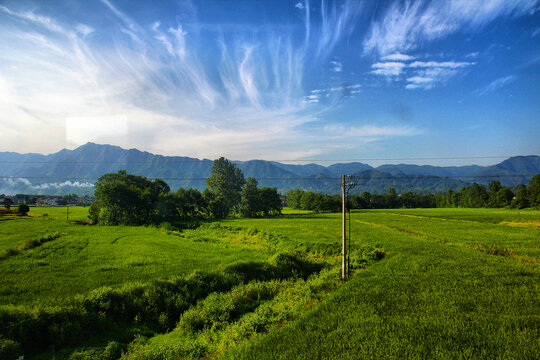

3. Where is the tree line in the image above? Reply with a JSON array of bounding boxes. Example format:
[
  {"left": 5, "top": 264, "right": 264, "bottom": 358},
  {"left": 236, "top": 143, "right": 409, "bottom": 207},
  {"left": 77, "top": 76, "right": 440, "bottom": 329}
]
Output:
[
  {"left": 287, "top": 174, "right": 540, "bottom": 211},
  {"left": 89, "top": 157, "right": 282, "bottom": 226}
]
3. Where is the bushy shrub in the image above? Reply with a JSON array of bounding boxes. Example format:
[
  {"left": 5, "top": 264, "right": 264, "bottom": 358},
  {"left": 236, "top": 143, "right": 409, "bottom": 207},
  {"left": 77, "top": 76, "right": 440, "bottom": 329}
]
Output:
[
  {"left": 0, "top": 248, "right": 19, "bottom": 260},
  {"left": 0, "top": 336, "right": 22, "bottom": 359},
  {"left": 0, "top": 271, "right": 241, "bottom": 355},
  {"left": 17, "top": 204, "right": 30, "bottom": 216},
  {"left": 270, "top": 252, "right": 325, "bottom": 279},
  {"left": 17, "top": 232, "right": 64, "bottom": 251},
  {"left": 349, "top": 246, "right": 386, "bottom": 270},
  {"left": 0, "top": 208, "right": 18, "bottom": 215},
  {"left": 223, "top": 252, "right": 325, "bottom": 282},
  {"left": 0, "top": 305, "right": 102, "bottom": 351},
  {"left": 223, "top": 261, "right": 272, "bottom": 281},
  {"left": 68, "top": 341, "right": 124, "bottom": 360},
  {"left": 178, "top": 281, "right": 281, "bottom": 333},
  {"left": 159, "top": 222, "right": 173, "bottom": 231}
]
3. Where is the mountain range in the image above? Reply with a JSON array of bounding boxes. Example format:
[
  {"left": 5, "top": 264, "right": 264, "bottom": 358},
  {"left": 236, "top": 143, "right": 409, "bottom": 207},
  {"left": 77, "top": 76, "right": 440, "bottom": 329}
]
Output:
[{"left": 0, "top": 143, "right": 538, "bottom": 196}]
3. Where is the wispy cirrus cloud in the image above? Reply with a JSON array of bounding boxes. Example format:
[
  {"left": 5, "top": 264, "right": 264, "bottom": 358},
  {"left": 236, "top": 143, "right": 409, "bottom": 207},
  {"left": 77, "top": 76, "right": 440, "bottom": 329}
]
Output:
[
  {"left": 382, "top": 53, "right": 416, "bottom": 61},
  {"left": 406, "top": 60, "right": 476, "bottom": 89},
  {"left": 475, "top": 75, "right": 516, "bottom": 95},
  {"left": 406, "top": 76, "right": 435, "bottom": 90},
  {"left": 322, "top": 124, "right": 422, "bottom": 139},
  {"left": 409, "top": 61, "right": 474, "bottom": 69},
  {"left": 363, "top": 0, "right": 539, "bottom": 56},
  {"left": 0, "top": 0, "right": 421, "bottom": 161},
  {"left": 316, "top": 0, "right": 363, "bottom": 59},
  {"left": 370, "top": 57, "right": 476, "bottom": 89},
  {"left": 330, "top": 60, "right": 343, "bottom": 72},
  {"left": 371, "top": 61, "right": 406, "bottom": 76}
]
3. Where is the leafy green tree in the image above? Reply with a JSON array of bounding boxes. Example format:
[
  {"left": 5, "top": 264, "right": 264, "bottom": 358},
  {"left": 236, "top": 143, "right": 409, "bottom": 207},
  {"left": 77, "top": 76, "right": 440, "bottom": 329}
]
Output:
[
  {"left": 385, "top": 187, "right": 398, "bottom": 208},
  {"left": 205, "top": 157, "right": 245, "bottom": 218},
  {"left": 492, "top": 188, "right": 514, "bottom": 208},
  {"left": 92, "top": 170, "right": 170, "bottom": 225},
  {"left": 258, "top": 187, "right": 282, "bottom": 216},
  {"left": 300, "top": 191, "right": 318, "bottom": 211},
  {"left": 512, "top": 184, "right": 529, "bottom": 209},
  {"left": 17, "top": 204, "right": 30, "bottom": 216},
  {"left": 459, "top": 183, "right": 488, "bottom": 208},
  {"left": 152, "top": 192, "right": 178, "bottom": 224},
  {"left": 488, "top": 180, "right": 502, "bottom": 195},
  {"left": 487, "top": 181, "right": 504, "bottom": 207},
  {"left": 360, "top": 191, "right": 372, "bottom": 209},
  {"left": 240, "top": 177, "right": 260, "bottom": 217},
  {"left": 286, "top": 189, "right": 304, "bottom": 209},
  {"left": 202, "top": 188, "right": 228, "bottom": 219},
  {"left": 175, "top": 188, "right": 206, "bottom": 220},
  {"left": 528, "top": 174, "right": 540, "bottom": 207},
  {"left": 88, "top": 200, "right": 102, "bottom": 224},
  {"left": 3, "top": 197, "right": 13, "bottom": 209}
]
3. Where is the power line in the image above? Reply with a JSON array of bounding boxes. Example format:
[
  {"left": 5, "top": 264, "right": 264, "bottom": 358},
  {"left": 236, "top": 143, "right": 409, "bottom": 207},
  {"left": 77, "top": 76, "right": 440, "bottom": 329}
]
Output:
[
  {"left": 0, "top": 174, "right": 536, "bottom": 181},
  {"left": 0, "top": 155, "right": 526, "bottom": 164}
]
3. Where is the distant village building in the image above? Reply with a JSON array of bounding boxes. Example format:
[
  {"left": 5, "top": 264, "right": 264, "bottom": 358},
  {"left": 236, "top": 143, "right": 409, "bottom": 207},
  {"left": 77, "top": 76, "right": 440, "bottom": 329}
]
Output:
[
  {"left": 45, "top": 198, "right": 58, "bottom": 206},
  {"left": 14, "top": 195, "right": 26, "bottom": 205}
]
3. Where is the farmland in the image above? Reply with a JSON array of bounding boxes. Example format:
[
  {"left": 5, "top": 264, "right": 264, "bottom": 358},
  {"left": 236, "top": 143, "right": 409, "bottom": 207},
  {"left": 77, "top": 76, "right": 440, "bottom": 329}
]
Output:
[{"left": 0, "top": 207, "right": 539, "bottom": 359}]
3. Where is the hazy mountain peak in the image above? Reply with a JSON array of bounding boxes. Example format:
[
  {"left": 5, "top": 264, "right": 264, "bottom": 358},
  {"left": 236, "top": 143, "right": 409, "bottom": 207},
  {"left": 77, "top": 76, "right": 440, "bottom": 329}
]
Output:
[{"left": 0, "top": 143, "right": 538, "bottom": 195}]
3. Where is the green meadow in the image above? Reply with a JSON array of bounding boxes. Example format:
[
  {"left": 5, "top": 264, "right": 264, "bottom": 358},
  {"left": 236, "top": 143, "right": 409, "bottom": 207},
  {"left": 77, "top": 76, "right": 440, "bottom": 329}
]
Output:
[{"left": 0, "top": 207, "right": 538, "bottom": 359}]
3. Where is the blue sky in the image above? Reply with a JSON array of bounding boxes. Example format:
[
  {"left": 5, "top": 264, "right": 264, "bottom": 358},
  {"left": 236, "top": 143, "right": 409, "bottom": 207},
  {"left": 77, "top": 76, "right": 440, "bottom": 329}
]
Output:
[{"left": 0, "top": 0, "right": 539, "bottom": 166}]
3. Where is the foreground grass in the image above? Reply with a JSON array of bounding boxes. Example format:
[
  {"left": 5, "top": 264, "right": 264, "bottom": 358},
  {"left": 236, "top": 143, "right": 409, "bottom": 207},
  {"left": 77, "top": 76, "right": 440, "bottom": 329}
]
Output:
[
  {"left": 0, "top": 209, "right": 274, "bottom": 305},
  {"left": 223, "top": 210, "right": 539, "bottom": 359},
  {"left": 0, "top": 207, "right": 538, "bottom": 359}
]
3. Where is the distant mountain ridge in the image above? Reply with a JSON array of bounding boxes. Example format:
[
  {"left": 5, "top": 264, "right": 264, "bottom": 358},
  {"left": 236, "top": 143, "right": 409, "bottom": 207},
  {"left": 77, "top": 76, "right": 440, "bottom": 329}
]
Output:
[{"left": 0, "top": 143, "right": 538, "bottom": 195}]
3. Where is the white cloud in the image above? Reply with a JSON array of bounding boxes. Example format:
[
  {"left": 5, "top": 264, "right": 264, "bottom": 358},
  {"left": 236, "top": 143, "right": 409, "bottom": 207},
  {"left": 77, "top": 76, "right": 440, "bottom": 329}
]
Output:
[
  {"left": 295, "top": 2, "right": 305, "bottom": 10},
  {"left": 363, "top": 0, "right": 539, "bottom": 56},
  {"left": 31, "top": 181, "right": 95, "bottom": 189},
  {"left": 409, "top": 61, "right": 474, "bottom": 68},
  {"left": 0, "top": 2, "right": 420, "bottom": 160},
  {"left": 168, "top": 25, "right": 188, "bottom": 60},
  {"left": 382, "top": 53, "right": 415, "bottom": 61},
  {"left": 406, "top": 76, "right": 434, "bottom": 90},
  {"left": 66, "top": 116, "right": 128, "bottom": 145},
  {"left": 330, "top": 60, "right": 343, "bottom": 72},
  {"left": 75, "top": 24, "right": 94, "bottom": 37},
  {"left": 371, "top": 61, "right": 406, "bottom": 76},
  {"left": 475, "top": 75, "right": 516, "bottom": 95},
  {"left": 406, "top": 66, "right": 465, "bottom": 90},
  {"left": 316, "top": 0, "right": 362, "bottom": 59},
  {"left": 365, "top": 58, "right": 477, "bottom": 89},
  {"left": 323, "top": 124, "right": 422, "bottom": 138}
]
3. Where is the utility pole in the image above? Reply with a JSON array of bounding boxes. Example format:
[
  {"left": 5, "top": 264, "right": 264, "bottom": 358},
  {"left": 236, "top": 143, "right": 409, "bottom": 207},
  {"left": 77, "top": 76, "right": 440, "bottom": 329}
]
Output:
[
  {"left": 342, "top": 175, "right": 346, "bottom": 280},
  {"left": 341, "top": 175, "right": 356, "bottom": 280}
]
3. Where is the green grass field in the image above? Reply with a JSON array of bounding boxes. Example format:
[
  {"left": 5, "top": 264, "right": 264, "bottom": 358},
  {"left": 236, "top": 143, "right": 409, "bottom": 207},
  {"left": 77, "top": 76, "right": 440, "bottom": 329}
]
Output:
[{"left": 0, "top": 207, "right": 538, "bottom": 359}]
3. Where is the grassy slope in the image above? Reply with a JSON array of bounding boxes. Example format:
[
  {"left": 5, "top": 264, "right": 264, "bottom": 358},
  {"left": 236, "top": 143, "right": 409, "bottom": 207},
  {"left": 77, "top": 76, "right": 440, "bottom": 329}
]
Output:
[
  {"left": 0, "top": 207, "right": 274, "bottom": 305},
  {"left": 1, "top": 207, "right": 538, "bottom": 358},
  {"left": 222, "top": 209, "right": 540, "bottom": 359}
]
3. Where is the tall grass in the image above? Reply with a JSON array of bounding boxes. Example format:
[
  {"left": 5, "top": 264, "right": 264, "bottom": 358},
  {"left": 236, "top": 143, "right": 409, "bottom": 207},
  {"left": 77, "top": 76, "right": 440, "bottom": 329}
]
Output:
[{"left": 0, "top": 207, "right": 538, "bottom": 359}]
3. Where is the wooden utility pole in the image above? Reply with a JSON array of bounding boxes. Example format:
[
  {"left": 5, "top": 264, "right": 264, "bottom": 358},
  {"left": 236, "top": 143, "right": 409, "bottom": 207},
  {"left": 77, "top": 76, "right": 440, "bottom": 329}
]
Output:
[
  {"left": 341, "top": 175, "right": 357, "bottom": 280},
  {"left": 342, "top": 175, "right": 346, "bottom": 280}
]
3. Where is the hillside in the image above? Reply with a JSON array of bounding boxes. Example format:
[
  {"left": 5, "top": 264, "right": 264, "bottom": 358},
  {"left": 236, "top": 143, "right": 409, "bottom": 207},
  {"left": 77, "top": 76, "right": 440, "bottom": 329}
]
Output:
[{"left": 0, "top": 143, "right": 538, "bottom": 195}]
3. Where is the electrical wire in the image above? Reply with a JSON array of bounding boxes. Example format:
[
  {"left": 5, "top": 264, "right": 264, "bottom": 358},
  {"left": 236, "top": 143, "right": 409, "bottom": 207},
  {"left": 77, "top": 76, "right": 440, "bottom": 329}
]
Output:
[
  {"left": 0, "top": 174, "right": 536, "bottom": 181},
  {"left": 0, "top": 155, "right": 526, "bottom": 164}
]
